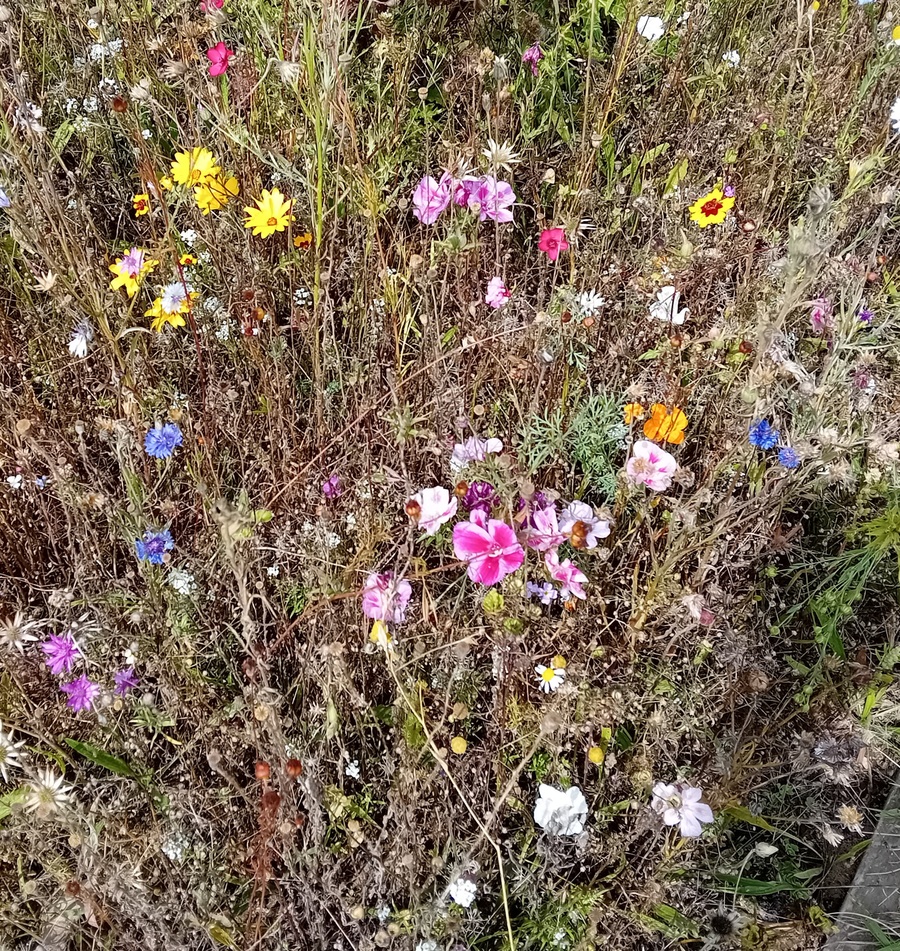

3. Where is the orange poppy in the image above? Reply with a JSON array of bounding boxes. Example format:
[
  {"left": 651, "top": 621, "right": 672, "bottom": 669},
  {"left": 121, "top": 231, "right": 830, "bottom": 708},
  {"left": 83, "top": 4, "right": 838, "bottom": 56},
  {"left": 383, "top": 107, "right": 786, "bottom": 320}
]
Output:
[{"left": 643, "top": 403, "right": 688, "bottom": 445}]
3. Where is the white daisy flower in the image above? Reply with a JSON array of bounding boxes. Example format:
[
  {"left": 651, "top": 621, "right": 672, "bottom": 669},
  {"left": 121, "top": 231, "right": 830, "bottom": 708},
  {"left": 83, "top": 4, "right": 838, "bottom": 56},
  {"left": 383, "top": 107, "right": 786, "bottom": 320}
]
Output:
[
  {"left": 25, "top": 769, "right": 73, "bottom": 817},
  {"left": 160, "top": 282, "right": 191, "bottom": 315},
  {"left": 481, "top": 138, "right": 520, "bottom": 175},
  {"left": 68, "top": 322, "right": 94, "bottom": 358},
  {"left": 0, "top": 725, "right": 26, "bottom": 780},
  {"left": 0, "top": 611, "right": 40, "bottom": 653},
  {"left": 535, "top": 659, "right": 567, "bottom": 693},
  {"left": 534, "top": 784, "right": 588, "bottom": 836},
  {"left": 649, "top": 285, "right": 689, "bottom": 325},
  {"left": 6, "top": 474, "right": 22, "bottom": 490},
  {"left": 576, "top": 290, "right": 606, "bottom": 316}
]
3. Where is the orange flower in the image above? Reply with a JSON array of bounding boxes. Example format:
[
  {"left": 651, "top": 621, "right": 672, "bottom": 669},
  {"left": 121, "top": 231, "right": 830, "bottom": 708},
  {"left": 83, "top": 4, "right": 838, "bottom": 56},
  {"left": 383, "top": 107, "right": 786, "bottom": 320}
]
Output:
[
  {"left": 643, "top": 403, "right": 688, "bottom": 445},
  {"left": 293, "top": 232, "right": 313, "bottom": 250},
  {"left": 624, "top": 402, "right": 645, "bottom": 424}
]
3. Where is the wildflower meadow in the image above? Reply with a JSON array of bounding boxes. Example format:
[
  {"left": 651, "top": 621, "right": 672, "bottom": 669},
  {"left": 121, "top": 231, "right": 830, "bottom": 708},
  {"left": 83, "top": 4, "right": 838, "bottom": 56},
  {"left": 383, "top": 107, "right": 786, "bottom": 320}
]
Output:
[{"left": 1, "top": 0, "right": 899, "bottom": 947}]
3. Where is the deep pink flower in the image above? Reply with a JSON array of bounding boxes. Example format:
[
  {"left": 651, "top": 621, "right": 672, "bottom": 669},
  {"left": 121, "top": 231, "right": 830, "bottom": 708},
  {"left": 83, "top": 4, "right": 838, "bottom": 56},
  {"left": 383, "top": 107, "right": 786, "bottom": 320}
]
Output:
[
  {"left": 412, "top": 175, "right": 451, "bottom": 225},
  {"left": 544, "top": 550, "right": 588, "bottom": 600},
  {"left": 41, "top": 634, "right": 81, "bottom": 676},
  {"left": 453, "top": 510, "right": 525, "bottom": 586},
  {"left": 625, "top": 439, "right": 677, "bottom": 492},
  {"left": 200, "top": 0, "right": 224, "bottom": 10},
  {"left": 407, "top": 486, "right": 458, "bottom": 536},
  {"left": 522, "top": 42, "right": 544, "bottom": 76},
  {"left": 60, "top": 675, "right": 100, "bottom": 712},
  {"left": 538, "top": 228, "right": 569, "bottom": 261},
  {"left": 362, "top": 571, "right": 412, "bottom": 625},
  {"left": 485, "top": 277, "right": 510, "bottom": 309},
  {"left": 525, "top": 504, "right": 566, "bottom": 552},
  {"left": 452, "top": 176, "right": 480, "bottom": 207},
  {"left": 206, "top": 42, "right": 234, "bottom": 77},
  {"left": 468, "top": 176, "right": 515, "bottom": 223}
]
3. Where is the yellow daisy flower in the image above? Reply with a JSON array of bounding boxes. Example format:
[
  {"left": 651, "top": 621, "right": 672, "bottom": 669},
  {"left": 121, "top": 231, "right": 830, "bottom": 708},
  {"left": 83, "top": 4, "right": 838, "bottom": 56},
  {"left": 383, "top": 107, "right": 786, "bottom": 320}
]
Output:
[
  {"left": 243, "top": 188, "right": 294, "bottom": 238},
  {"left": 145, "top": 282, "right": 198, "bottom": 332},
  {"left": 132, "top": 193, "right": 150, "bottom": 217},
  {"left": 109, "top": 247, "right": 158, "bottom": 297},
  {"left": 170, "top": 147, "right": 219, "bottom": 188},
  {"left": 688, "top": 186, "right": 734, "bottom": 228},
  {"left": 195, "top": 174, "right": 239, "bottom": 215}
]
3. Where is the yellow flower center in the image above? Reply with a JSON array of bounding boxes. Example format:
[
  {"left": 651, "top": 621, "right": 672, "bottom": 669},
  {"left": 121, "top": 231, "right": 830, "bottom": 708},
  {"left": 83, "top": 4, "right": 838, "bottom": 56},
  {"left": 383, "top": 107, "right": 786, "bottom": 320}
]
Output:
[
  {"left": 541, "top": 668, "right": 556, "bottom": 682},
  {"left": 191, "top": 169, "right": 202, "bottom": 182},
  {"left": 267, "top": 216, "right": 278, "bottom": 227}
]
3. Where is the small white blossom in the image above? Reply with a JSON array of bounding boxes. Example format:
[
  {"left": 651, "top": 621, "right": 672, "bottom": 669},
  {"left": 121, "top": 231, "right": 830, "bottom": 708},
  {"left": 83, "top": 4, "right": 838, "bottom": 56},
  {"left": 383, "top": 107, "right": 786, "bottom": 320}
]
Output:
[
  {"left": 448, "top": 876, "right": 477, "bottom": 908},
  {"left": 25, "top": 769, "right": 73, "bottom": 817},
  {"left": 535, "top": 662, "right": 566, "bottom": 693},
  {"left": 891, "top": 96, "right": 900, "bottom": 133},
  {"left": 0, "top": 725, "right": 26, "bottom": 780},
  {"left": 416, "top": 942, "right": 438, "bottom": 951},
  {"left": 637, "top": 14, "right": 665, "bottom": 40},
  {"left": 576, "top": 290, "right": 606, "bottom": 316},
  {"left": 722, "top": 50, "right": 741, "bottom": 67},
  {"left": 168, "top": 568, "right": 196, "bottom": 597},
  {"left": 142, "top": 128, "right": 152, "bottom": 139},
  {"left": 68, "top": 322, "right": 94, "bottom": 358},
  {"left": 649, "top": 285, "right": 688, "bottom": 325},
  {"left": 0, "top": 611, "right": 40, "bottom": 653},
  {"left": 6, "top": 474, "right": 22, "bottom": 490},
  {"left": 651, "top": 782, "right": 714, "bottom": 837},
  {"left": 345, "top": 759, "right": 360, "bottom": 779},
  {"left": 180, "top": 229, "right": 198, "bottom": 247},
  {"left": 266, "top": 565, "right": 280, "bottom": 577},
  {"left": 481, "top": 138, "right": 520, "bottom": 175},
  {"left": 534, "top": 784, "right": 588, "bottom": 836},
  {"left": 821, "top": 824, "right": 844, "bottom": 847}
]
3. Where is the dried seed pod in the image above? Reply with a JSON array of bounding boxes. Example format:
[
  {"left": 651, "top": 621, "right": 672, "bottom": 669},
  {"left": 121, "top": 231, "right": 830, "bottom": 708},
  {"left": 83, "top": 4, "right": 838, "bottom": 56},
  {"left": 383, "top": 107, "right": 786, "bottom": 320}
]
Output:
[{"left": 255, "top": 760, "right": 271, "bottom": 782}]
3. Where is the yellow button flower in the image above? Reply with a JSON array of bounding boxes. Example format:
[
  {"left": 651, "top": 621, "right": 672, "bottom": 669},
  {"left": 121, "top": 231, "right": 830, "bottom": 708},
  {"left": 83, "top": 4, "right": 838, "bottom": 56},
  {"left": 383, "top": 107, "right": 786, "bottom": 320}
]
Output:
[
  {"left": 243, "top": 187, "right": 294, "bottom": 238},
  {"left": 688, "top": 186, "right": 734, "bottom": 228},
  {"left": 132, "top": 192, "right": 150, "bottom": 217}
]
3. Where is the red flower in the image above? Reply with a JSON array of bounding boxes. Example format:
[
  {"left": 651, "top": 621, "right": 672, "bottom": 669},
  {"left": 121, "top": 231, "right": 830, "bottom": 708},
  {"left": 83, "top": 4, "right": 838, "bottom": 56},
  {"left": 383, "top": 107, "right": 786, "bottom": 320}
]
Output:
[
  {"left": 206, "top": 42, "right": 234, "bottom": 77},
  {"left": 538, "top": 227, "right": 569, "bottom": 261}
]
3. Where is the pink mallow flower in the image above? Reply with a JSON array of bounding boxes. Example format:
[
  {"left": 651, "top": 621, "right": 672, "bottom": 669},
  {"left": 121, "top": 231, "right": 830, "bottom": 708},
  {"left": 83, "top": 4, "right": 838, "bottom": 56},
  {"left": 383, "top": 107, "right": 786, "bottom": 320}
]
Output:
[
  {"left": 362, "top": 571, "right": 412, "bottom": 625},
  {"left": 452, "top": 176, "right": 480, "bottom": 207},
  {"left": 206, "top": 42, "right": 234, "bottom": 77},
  {"left": 522, "top": 42, "right": 544, "bottom": 76},
  {"left": 412, "top": 175, "right": 451, "bottom": 225},
  {"left": 485, "top": 276, "right": 510, "bottom": 309},
  {"left": 450, "top": 436, "right": 503, "bottom": 473},
  {"left": 559, "top": 500, "right": 611, "bottom": 549},
  {"left": 651, "top": 782, "right": 714, "bottom": 838},
  {"left": 60, "top": 675, "right": 100, "bottom": 713},
  {"left": 453, "top": 510, "right": 525, "bottom": 586},
  {"left": 407, "top": 486, "right": 458, "bottom": 536},
  {"left": 545, "top": 550, "right": 588, "bottom": 599},
  {"left": 525, "top": 504, "right": 566, "bottom": 552},
  {"left": 468, "top": 176, "right": 515, "bottom": 223},
  {"left": 625, "top": 439, "right": 677, "bottom": 492},
  {"left": 538, "top": 228, "right": 569, "bottom": 261}
]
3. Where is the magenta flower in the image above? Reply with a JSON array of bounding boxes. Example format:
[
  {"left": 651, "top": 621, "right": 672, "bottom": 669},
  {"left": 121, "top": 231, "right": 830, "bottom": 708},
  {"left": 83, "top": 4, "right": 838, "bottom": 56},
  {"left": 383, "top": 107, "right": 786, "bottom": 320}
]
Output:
[
  {"left": 407, "top": 486, "right": 458, "bottom": 536},
  {"left": 206, "top": 42, "right": 234, "bottom": 77},
  {"left": 412, "top": 175, "right": 451, "bottom": 225},
  {"left": 525, "top": 504, "right": 566, "bottom": 552},
  {"left": 485, "top": 277, "right": 510, "bottom": 309},
  {"left": 625, "top": 439, "right": 677, "bottom": 492},
  {"left": 545, "top": 550, "right": 588, "bottom": 600},
  {"left": 463, "top": 480, "right": 498, "bottom": 513},
  {"left": 114, "top": 668, "right": 139, "bottom": 696},
  {"left": 200, "top": 0, "right": 224, "bottom": 9},
  {"left": 361, "top": 571, "right": 412, "bottom": 625},
  {"left": 452, "top": 176, "right": 480, "bottom": 207},
  {"left": 41, "top": 634, "right": 80, "bottom": 676},
  {"left": 60, "top": 675, "right": 100, "bottom": 712},
  {"left": 450, "top": 435, "right": 503, "bottom": 473},
  {"left": 468, "top": 176, "right": 515, "bottom": 223},
  {"left": 322, "top": 473, "right": 343, "bottom": 499},
  {"left": 522, "top": 42, "right": 544, "bottom": 76},
  {"left": 453, "top": 510, "right": 525, "bottom": 586},
  {"left": 538, "top": 228, "right": 569, "bottom": 261}
]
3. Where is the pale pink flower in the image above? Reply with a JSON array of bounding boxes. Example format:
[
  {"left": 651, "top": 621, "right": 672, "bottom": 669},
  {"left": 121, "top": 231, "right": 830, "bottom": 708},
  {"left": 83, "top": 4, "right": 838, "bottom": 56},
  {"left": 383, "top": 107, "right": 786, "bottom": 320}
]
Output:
[
  {"left": 545, "top": 550, "right": 587, "bottom": 599},
  {"left": 450, "top": 436, "right": 503, "bottom": 473},
  {"left": 407, "top": 486, "right": 458, "bottom": 536},
  {"left": 412, "top": 175, "right": 451, "bottom": 225},
  {"left": 453, "top": 510, "right": 525, "bottom": 586},
  {"left": 485, "top": 276, "right": 510, "bottom": 309},
  {"left": 468, "top": 176, "right": 515, "bottom": 223},
  {"left": 206, "top": 42, "right": 234, "bottom": 77},
  {"left": 625, "top": 439, "right": 677, "bottom": 492},
  {"left": 559, "top": 501, "right": 611, "bottom": 549},
  {"left": 809, "top": 298, "right": 834, "bottom": 334},
  {"left": 525, "top": 504, "right": 566, "bottom": 552},
  {"left": 361, "top": 571, "right": 412, "bottom": 625},
  {"left": 651, "top": 782, "right": 714, "bottom": 837}
]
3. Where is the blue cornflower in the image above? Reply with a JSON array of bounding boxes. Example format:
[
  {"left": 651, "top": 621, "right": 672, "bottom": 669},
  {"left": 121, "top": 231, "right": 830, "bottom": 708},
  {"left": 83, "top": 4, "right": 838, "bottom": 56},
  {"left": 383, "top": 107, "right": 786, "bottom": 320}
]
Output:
[
  {"left": 526, "top": 580, "right": 558, "bottom": 606},
  {"left": 748, "top": 419, "right": 779, "bottom": 450},
  {"left": 857, "top": 308, "right": 874, "bottom": 325},
  {"left": 144, "top": 422, "right": 183, "bottom": 459},
  {"left": 135, "top": 529, "right": 174, "bottom": 565},
  {"left": 778, "top": 447, "right": 800, "bottom": 469},
  {"left": 0, "top": 186, "right": 9, "bottom": 209}
]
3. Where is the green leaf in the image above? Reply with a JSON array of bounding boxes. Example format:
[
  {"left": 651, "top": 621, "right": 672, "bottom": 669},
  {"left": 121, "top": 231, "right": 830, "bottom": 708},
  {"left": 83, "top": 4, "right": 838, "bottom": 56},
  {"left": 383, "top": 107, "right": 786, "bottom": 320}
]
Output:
[
  {"left": 662, "top": 157, "right": 689, "bottom": 197},
  {"left": 64, "top": 738, "right": 135, "bottom": 777},
  {"left": 253, "top": 509, "right": 274, "bottom": 523},
  {"left": 723, "top": 804, "right": 777, "bottom": 833},
  {"left": 0, "top": 787, "right": 28, "bottom": 823}
]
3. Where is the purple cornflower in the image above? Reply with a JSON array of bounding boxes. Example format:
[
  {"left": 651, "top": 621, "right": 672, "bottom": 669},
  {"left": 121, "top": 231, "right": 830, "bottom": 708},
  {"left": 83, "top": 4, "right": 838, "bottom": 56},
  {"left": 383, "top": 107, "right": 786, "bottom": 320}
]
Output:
[
  {"left": 778, "top": 447, "right": 800, "bottom": 469},
  {"left": 526, "top": 580, "right": 558, "bottom": 606},
  {"left": 522, "top": 42, "right": 543, "bottom": 76},
  {"left": 60, "top": 675, "right": 100, "bottom": 712},
  {"left": 135, "top": 529, "right": 174, "bottom": 565},
  {"left": 857, "top": 307, "right": 874, "bottom": 325},
  {"left": 321, "top": 473, "right": 343, "bottom": 499},
  {"left": 144, "top": 422, "right": 183, "bottom": 459},
  {"left": 114, "top": 668, "right": 139, "bottom": 696},
  {"left": 724, "top": 184, "right": 735, "bottom": 198},
  {"left": 464, "top": 480, "right": 499, "bottom": 513},
  {"left": 748, "top": 420, "right": 779, "bottom": 450},
  {"left": 40, "top": 634, "right": 81, "bottom": 676}
]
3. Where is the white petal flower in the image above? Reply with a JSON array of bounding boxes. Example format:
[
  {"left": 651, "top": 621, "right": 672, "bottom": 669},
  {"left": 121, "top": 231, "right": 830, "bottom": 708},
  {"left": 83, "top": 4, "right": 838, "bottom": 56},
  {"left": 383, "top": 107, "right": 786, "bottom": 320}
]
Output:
[
  {"left": 576, "top": 290, "right": 606, "bottom": 316},
  {"left": 891, "top": 97, "right": 900, "bottom": 134},
  {"left": 651, "top": 782, "right": 714, "bottom": 837},
  {"left": 722, "top": 50, "right": 740, "bottom": 67},
  {"left": 448, "top": 876, "right": 477, "bottom": 907},
  {"left": 0, "top": 725, "right": 26, "bottom": 781},
  {"left": 25, "top": 769, "right": 73, "bottom": 817},
  {"left": 68, "top": 322, "right": 94, "bottom": 358},
  {"left": 534, "top": 784, "right": 588, "bottom": 836},
  {"left": 535, "top": 664, "right": 566, "bottom": 693},
  {"left": 649, "top": 286, "right": 689, "bottom": 324},
  {"left": 0, "top": 611, "right": 40, "bottom": 653},
  {"left": 637, "top": 15, "right": 665, "bottom": 40}
]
